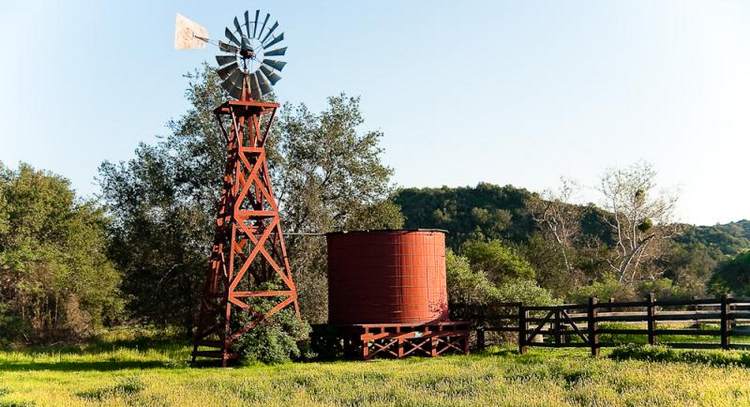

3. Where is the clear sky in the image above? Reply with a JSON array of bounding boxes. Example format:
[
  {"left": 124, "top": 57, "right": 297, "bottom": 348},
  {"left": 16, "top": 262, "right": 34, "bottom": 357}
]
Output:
[{"left": 1, "top": 1, "right": 748, "bottom": 225}]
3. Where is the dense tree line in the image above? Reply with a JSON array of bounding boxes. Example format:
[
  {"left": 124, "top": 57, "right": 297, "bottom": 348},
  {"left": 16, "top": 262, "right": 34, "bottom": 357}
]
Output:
[{"left": 0, "top": 164, "right": 122, "bottom": 343}]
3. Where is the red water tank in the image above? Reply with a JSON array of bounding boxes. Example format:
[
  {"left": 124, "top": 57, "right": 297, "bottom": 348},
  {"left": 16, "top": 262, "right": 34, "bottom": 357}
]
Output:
[{"left": 326, "top": 229, "right": 449, "bottom": 325}]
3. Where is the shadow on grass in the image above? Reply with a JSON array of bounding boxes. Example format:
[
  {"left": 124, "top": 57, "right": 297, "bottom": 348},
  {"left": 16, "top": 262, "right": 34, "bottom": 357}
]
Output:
[
  {"left": 17, "top": 335, "right": 188, "bottom": 356},
  {"left": 0, "top": 360, "right": 174, "bottom": 372},
  {"left": 610, "top": 343, "right": 750, "bottom": 367},
  {"left": 0, "top": 329, "right": 191, "bottom": 372}
]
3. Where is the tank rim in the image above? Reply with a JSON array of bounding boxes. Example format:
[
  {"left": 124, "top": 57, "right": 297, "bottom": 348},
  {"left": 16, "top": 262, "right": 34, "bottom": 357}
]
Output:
[{"left": 325, "top": 228, "right": 448, "bottom": 236}]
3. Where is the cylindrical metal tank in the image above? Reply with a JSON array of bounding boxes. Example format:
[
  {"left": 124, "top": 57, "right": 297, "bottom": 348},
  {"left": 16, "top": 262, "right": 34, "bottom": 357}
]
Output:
[{"left": 326, "top": 229, "right": 448, "bottom": 325}]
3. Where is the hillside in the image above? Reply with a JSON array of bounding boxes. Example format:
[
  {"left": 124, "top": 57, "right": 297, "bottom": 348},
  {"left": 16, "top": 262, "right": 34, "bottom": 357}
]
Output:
[
  {"left": 393, "top": 183, "right": 750, "bottom": 300},
  {"left": 394, "top": 183, "right": 750, "bottom": 254},
  {"left": 675, "top": 220, "right": 750, "bottom": 256}
]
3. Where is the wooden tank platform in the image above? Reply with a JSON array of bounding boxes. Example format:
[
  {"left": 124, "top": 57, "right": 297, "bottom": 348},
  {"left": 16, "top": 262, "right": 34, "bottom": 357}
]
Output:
[{"left": 312, "top": 321, "right": 470, "bottom": 360}]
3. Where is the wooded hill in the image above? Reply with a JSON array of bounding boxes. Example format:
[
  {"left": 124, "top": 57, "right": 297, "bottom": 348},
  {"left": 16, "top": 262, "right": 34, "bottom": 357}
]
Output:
[
  {"left": 395, "top": 184, "right": 750, "bottom": 254},
  {"left": 394, "top": 183, "right": 750, "bottom": 300}
]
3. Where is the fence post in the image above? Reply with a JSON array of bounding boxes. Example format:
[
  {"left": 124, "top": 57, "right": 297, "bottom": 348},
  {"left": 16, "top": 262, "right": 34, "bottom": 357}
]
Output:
[
  {"left": 588, "top": 297, "right": 599, "bottom": 356},
  {"left": 518, "top": 304, "right": 527, "bottom": 354},
  {"left": 647, "top": 292, "right": 656, "bottom": 346},
  {"left": 476, "top": 326, "right": 485, "bottom": 351},
  {"left": 554, "top": 309, "right": 561, "bottom": 346},
  {"left": 692, "top": 295, "right": 699, "bottom": 328},
  {"left": 721, "top": 294, "right": 731, "bottom": 350}
]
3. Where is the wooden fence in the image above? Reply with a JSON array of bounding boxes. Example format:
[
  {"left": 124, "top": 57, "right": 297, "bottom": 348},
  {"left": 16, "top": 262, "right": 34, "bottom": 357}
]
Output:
[{"left": 475, "top": 294, "right": 750, "bottom": 355}]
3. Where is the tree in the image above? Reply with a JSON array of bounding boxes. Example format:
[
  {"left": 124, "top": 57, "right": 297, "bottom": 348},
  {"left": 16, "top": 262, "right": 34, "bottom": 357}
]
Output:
[
  {"left": 521, "top": 233, "right": 584, "bottom": 298},
  {"left": 270, "top": 94, "right": 403, "bottom": 322},
  {"left": 98, "top": 64, "right": 401, "bottom": 327},
  {"left": 393, "top": 183, "right": 534, "bottom": 249},
  {"left": 0, "top": 162, "right": 122, "bottom": 343},
  {"left": 445, "top": 250, "right": 498, "bottom": 310},
  {"left": 708, "top": 251, "right": 750, "bottom": 297},
  {"left": 528, "top": 177, "right": 582, "bottom": 275},
  {"left": 598, "top": 161, "right": 679, "bottom": 284},
  {"left": 460, "top": 239, "right": 535, "bottom": 283}
]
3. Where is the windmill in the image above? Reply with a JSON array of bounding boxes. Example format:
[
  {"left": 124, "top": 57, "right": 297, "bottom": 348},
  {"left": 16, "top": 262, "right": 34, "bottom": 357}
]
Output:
[{"left": 175, "top": 11, "right": 298, "bottom": 366}]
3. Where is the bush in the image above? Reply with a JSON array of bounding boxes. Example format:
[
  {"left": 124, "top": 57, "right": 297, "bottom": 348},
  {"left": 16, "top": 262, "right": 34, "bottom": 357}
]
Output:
[
  {"left": 637, "top": 278, "right": 691, "bottom": 300},
  {"left": 570, "top": 275, "right": 635, "bottom": 303},
  {"left": 232, "top": 301, "right": 313, "bottom": 364},
  {"left": 446, "top": 250, "right": 498, "bottom": 307},
  {"left": 446, "top": 250, "right": 557, "bottom": 322},
  {"left": 496, "top": 279, "right": 558, "bottom": 306},
  {"left": 461, "top": 239, "right": 535, "bottom": 283}
]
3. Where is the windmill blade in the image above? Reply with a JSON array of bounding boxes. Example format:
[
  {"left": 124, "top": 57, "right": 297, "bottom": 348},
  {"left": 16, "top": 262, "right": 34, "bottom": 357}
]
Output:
[
  {"left": 231, "top": 72, "right": 245, "bottom": 99},
  {"left": 227, "top": 83, "right": 242, "bottom": 99},
  {"left": 220, "top": 77, "right": 233, "bottom": 92},
  {"left": 257, "top": 13, "right": 270, "bottom": 41},
  {"left": 244, "top": 11, "right": 251, "bottom": 38},
  {"left": 230, "top": 71, "right": 244, "bottom": 90},
  {"left": 233, "top": 17, "right": 243, "bottom": 36},
  {"left": 264, "top": 47, "right": 287, "bottom": 56},
  {"left": 260, "top": 65, "right": 282, "bottom": 85},
  {"left": 217, "top": 61, "right": 239, "bottom": 79},
  {"left": 249, "top": 73, "right": 262, "bottom": 100},
  {"left": 220, "top": 71, "right": 238, "bottom": 92},
  {"left": 221, "top": 70, "right": 243, "bottom": 98},
  {"left": 225, "top": 27, "right": 241, "bottom": 46},
  {"left": 218, "top": 40, "right": 238, "bottom": 53},
  {"left": 263, "top": 33, "right": 284, "bottom": 49},
  {"left": 252, "top": 10, "right": 260, "bottom": 38},
  {"left": 262, "top": 59, "right": 286, "bottom": 72},
  {"left": 260, "top": 21, "right": 279, "bottom": 44},
  {"left": 257, "top": 70, "right": 273, "bottom": 95},
  {"left": 241, "top": 36, "right": 251, "bottom": 51},
  {"left": 216, "top": 55, "right": 236, "bottom": 66}
]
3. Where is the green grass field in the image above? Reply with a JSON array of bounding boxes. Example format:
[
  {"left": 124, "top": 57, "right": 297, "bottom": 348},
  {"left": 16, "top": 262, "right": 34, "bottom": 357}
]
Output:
[{"left": 3, "top": 328, "right": 750, "bottom": 406}]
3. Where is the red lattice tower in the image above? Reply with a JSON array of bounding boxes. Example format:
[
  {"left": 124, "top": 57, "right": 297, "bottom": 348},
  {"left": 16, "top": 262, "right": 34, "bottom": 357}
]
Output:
[{"left": 192, "top": 75, "right": 299, "bottom": 366}]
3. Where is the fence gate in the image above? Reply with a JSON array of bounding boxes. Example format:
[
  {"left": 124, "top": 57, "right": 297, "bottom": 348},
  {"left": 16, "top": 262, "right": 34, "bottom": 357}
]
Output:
[{"left": 521, "top": 304, "right": 591, "bottom": 352}]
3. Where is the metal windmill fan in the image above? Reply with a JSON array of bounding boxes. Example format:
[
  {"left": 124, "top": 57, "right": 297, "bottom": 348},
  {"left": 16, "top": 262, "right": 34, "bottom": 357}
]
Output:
[{"left": 175, "top": 10, "right": 287, "bottom": 100}]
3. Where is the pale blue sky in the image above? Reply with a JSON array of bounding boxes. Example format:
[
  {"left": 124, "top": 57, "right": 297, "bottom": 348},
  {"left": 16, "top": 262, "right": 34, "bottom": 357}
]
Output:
[{"left": 1, "top": 1, "right": 748, "bottom": 225}]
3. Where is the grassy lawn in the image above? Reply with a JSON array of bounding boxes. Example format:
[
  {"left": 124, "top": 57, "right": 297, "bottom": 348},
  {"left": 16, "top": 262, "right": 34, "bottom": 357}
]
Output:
[{"left": 2, "top": 329, "right": 750, "bottom": 406}]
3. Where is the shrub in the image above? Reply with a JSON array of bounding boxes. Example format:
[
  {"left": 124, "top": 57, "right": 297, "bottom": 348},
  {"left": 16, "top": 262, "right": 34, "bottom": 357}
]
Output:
[
  {"left": 232, "top": 299, "right": 313, "bottom": 364},
  {"left": 496, "top": 279, "right": 558, "bottom": 306},
  {"left": 460, "top": 239, "right": 535, "bottom": 283},
  {"left": 446, "top": 250, "right": 557, "bottom": 323},
  {"left": 570, "top": 275, "right": 635, "bottom": 303}
]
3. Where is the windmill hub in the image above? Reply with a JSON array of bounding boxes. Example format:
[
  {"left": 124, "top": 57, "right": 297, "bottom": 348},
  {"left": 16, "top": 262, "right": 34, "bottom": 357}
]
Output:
[
  {"left": 240, "top": 47, "right": 255, "bottom": 59},
  {"left": 215, "top": 10, "right": 287, "bottom": 100}
]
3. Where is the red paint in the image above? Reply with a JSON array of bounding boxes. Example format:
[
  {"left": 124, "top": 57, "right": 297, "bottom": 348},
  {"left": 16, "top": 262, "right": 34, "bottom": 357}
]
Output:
[{"left": 326, "top": 230, "right": 449, "bottom": 325}]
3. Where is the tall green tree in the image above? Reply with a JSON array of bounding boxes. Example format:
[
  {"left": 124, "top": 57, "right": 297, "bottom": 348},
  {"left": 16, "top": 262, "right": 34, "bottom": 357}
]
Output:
[
  {"left": 0, "top": 163, "right": 122, "bottom": 342},
  {"left": 98, "top": 64, "right": 401, "bottom": 327},
  {"left": 708, "top": 251, "right": 750, "bottom": 297}
]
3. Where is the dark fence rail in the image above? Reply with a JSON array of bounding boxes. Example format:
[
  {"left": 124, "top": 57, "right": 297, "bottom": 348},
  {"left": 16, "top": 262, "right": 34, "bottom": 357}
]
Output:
[{"left": 475, "top": 294, "right": 750, "bottom": 355}]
